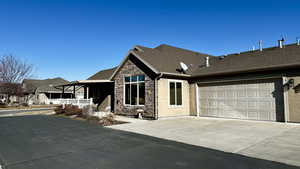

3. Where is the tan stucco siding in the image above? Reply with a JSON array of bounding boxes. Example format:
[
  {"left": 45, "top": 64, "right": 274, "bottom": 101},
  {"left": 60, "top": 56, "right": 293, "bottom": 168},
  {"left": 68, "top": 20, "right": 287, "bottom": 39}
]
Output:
[
  {"left": 287, "top": 76, "right": 300, "bottom": 122},
  {"left": 189, "top": 83, "right": 197, "bottom": 116},
  {"left": 157, "top": 78, "right": 190, "bottom": 118}
]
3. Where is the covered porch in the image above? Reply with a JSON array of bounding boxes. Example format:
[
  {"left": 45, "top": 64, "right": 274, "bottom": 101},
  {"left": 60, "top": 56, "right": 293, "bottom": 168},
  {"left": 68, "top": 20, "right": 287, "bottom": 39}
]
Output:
[{"left": 56, "top": 80, "right": 114, "bottom": 112}]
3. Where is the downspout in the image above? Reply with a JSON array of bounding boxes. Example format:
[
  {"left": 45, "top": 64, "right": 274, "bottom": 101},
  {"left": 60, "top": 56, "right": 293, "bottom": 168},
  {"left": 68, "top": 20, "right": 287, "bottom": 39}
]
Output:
[
  {"left": 154, "top": 73, "right": 163, "bottom": 120},
  {"left": 196, "top": 83, "right": 200, "bottom": 117}
]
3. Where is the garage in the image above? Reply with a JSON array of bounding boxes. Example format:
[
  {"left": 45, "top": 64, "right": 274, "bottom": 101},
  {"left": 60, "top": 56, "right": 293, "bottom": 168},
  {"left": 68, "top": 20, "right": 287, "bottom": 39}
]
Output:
[{"left": 197, "top": 79, "right": 285, "bottom": 122}]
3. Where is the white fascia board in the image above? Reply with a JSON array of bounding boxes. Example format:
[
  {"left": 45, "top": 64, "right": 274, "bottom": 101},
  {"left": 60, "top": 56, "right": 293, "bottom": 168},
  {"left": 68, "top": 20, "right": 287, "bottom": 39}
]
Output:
[{"left": 77, "top": 80, "right": 113, "bottom": 83}]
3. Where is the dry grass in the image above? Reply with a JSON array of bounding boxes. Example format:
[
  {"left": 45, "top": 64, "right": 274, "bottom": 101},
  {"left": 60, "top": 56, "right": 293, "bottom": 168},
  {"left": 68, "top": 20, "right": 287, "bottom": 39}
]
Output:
[{"left": 0, "top": 104, "right": 58, "bottom": 110}]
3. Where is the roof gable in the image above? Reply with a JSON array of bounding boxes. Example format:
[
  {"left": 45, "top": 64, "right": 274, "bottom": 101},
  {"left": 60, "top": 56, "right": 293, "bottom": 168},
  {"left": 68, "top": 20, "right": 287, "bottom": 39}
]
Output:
[{"left": 110, "top": 44, "right": 214, "bottom": 80}]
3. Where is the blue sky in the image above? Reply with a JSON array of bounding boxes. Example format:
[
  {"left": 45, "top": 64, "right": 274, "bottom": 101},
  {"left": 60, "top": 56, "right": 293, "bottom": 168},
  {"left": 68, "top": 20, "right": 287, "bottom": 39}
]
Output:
[{"left": 0, "top": 0, "right": 299, "bottom": 81}]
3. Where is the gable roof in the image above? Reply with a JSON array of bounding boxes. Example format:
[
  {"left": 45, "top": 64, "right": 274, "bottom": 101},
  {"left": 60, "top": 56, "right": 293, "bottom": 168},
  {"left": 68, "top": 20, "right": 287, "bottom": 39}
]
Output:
[
  {"left": 110, "top": 44, "right": 214, "bottom": 79},
  {"left": 87, "top": 67, "right": 117, "bottom": 80},
  {"left": 135, "top": 44, "right": 214, "bottom": 75},
  {"left": 23, "top": 78, "right": 70, "bottom": 93},
  {"left": 191, "top": 43, "right": 300, "bottom": 77}
]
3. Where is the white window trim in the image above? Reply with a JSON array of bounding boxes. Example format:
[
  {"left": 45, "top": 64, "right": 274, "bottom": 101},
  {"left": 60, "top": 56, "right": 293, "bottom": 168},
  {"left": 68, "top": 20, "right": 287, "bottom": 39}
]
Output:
[
  {"left": 168, "top": 80, "right": 183, "bottom": 108},
  {"left": 123, "top": 75, "right": 145, "bottom": 107}
]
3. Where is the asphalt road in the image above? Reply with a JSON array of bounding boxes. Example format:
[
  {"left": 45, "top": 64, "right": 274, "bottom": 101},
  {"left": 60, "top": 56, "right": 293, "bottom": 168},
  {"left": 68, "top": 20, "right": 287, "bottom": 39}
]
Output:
[
  {"left": 0, "top": 115, "right": 299, "bottom": 169},
  {"left": 0, "top": 108, "right": 51, "bottom": 116}
]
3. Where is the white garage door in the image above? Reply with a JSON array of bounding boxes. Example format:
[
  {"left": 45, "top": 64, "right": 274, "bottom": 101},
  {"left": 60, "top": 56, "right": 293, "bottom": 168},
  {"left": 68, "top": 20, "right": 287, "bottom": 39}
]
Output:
[{"left": 198, "top": 79, "right": 283, "bottom": 121}]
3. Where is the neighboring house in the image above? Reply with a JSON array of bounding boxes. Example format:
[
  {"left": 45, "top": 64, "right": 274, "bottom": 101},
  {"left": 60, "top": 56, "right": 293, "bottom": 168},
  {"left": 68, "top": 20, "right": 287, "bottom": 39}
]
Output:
[
  {"left": 65, "top": 42, "right": 300, "bottom": 123},
  {"left": 0, "top": 83, "right": 21, "bottom": 103},
  {"left": 22, "top": 78, "right": 82, "bottom": 104}
]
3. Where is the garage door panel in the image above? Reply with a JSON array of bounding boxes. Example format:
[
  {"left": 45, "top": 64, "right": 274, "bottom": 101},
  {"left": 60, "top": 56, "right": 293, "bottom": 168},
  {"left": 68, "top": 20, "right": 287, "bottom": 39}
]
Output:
[
  {"left": 248, "top": 110, "right": 259, "bottom": 120},
  {"left": 198, "top": 79, "right": 283, "bottom": 122}
]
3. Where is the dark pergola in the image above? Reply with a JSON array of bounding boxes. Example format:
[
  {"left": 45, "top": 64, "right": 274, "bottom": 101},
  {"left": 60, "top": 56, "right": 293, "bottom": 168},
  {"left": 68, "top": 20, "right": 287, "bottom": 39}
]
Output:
[{"left": 56, "top": 80, "right": 114, "bottom": 100}]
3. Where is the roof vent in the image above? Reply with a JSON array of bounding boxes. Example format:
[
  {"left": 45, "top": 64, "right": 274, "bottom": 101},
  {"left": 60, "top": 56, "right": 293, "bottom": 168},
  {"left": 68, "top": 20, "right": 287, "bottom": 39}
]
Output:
[
  {"left": 259, "top": 40, "right": 263, "bottom": 51},
  {"left": 205, "top": 56, "right": 210, "bottom": 67},
  {"left": 278, "top": 38, "right": 285, "bottom": 48}
]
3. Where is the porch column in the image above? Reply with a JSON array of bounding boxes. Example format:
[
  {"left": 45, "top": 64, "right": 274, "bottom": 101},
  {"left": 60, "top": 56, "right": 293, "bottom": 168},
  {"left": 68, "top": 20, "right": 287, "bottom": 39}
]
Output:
[
  {"left": 87, "top": 87, "right": 89, "bottom": 99},
  {"left": 62, "top": 86, "right": 65, "bottom": 98},
  {"left": 73, "top": 85, "right": 76, "bottom": 99},
  {"left": 49, "top": 93, "right": 52, "bottom": 99},
  {"left": 84, "top": 86, "right": 87, "bottom": 99}
]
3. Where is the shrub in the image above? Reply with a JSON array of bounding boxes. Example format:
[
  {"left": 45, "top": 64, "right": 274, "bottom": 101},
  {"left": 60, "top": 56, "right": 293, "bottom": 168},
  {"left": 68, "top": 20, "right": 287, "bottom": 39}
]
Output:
[
  {"left": 64, "top": 105, "right": 82, "bottom": 116},
  {"left": 86, "top": 116, "right": 100, "bottom": 123},
  {"left": 81, "top": 105, "right": 93, "bottom": 118},
  {"left": 99, "top": 114, "right": 115, "bottom": 126},
  {"left": 0, "top": 102, "right": 8, "bottom": 108},
  {"left": 21, "top": 103, "right": 29, "bottom": 107},
  {"left": 54, "top": 105, "right": 65, "bottom": 115},
  {"left": 54, "top": 104, "right": 82, "bottom": 116}
]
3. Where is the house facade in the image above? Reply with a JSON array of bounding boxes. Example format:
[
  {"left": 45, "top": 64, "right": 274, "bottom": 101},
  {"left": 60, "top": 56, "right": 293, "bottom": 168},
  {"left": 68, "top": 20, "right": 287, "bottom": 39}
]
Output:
[
  {"left": 72, "top": 42, "right": 300, "bottom": 123},
  {"left": 22, "top": 78, "right": 81, "bottom": 104}
]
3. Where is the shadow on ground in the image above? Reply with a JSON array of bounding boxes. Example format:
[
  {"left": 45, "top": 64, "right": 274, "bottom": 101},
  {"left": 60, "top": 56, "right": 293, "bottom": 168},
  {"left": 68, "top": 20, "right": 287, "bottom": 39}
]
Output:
[{"left": 0, "top": 115, "right": 298, "bottom": 169}]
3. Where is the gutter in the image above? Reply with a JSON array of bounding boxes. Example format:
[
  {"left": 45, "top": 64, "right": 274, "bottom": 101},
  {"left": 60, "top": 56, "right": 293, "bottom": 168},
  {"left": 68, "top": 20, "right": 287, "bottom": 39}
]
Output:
[
  {"left": 160, "top": 72, "right": 191, "bottom": 77},
  {"left": 191, "top": 63, "right": 300, "bottom": 79}
]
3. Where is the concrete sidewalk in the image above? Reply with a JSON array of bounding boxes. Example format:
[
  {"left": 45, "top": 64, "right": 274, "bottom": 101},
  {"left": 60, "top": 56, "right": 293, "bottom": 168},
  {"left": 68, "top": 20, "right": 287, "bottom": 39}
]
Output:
[{"left": 108, "top": 116, "right": 300, "bottom": 167}]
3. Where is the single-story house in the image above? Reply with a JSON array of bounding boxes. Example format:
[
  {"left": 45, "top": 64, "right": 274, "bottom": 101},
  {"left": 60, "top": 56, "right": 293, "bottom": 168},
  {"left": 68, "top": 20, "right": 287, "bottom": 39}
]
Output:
[
  {"left": 68, "top": 42, "right": 300, "bottom": 123},
  {"left": 22, "top": 78, "right": 83, "bottom": 104},
  {"left": 0, "top": 83, "right": 21, "bottom": 103}
]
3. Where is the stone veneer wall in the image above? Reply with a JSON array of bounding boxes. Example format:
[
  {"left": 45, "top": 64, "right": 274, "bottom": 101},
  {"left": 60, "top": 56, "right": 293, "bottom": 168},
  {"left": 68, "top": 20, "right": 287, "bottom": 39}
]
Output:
[{"left": 114, "top": 58, "right": 155, "bottom": 118}]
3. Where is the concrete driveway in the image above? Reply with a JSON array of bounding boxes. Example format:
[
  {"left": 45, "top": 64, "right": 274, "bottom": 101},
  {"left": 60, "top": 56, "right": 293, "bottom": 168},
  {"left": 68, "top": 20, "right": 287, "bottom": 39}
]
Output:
[
  {"left": 109, "top": 116, "right": 300, "bottom": 167},
  {"left": 0, "top": 115, "right": 299, "bottom": 169}
]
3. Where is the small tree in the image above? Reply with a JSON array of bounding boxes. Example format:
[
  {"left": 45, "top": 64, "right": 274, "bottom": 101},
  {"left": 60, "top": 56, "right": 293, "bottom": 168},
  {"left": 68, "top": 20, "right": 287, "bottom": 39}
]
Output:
[{"left": 0, "top": 55, "right": 33, "bottom": 103}]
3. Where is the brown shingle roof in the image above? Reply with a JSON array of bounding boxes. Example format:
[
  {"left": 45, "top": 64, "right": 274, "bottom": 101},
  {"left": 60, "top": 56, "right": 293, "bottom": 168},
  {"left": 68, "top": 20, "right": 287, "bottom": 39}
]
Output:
[
  {"left": 132, "top": 44, "right": 214, "bottom": 75},
  {"left": 23, "top": 78, "right": 70, "bottom": 93},
  {"left": 87, "top": 67, "right": 117, "bottom": 80},
  {"left": 191, "top": 43, "right": 300, "bottom": 77}
]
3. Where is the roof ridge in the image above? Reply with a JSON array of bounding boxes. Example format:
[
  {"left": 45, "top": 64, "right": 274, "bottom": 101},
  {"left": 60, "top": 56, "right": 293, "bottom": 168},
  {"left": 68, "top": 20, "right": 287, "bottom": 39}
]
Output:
[
  {"left": 222, "top": 42, "right": 299, "bottom": 57},
  {"left": 154, "top": 44, "right": 215, "bottom": 57}
]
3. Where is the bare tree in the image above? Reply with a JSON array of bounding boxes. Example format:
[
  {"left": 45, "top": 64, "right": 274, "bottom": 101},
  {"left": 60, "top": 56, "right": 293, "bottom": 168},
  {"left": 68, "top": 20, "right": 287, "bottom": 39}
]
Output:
[
  {"left": 0, "top": 55, "right": 33, "bottom": 83},
  {"left": 0, "top": 55, "right": 33, "bottom": 103}
]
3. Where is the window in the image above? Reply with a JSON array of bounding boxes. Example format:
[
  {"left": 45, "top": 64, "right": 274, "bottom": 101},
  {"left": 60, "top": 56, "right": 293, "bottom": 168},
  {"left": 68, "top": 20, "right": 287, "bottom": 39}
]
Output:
[
  {"left": 124, "top": 75, "right": 145, "bottom": 105},
  {"left": 169, "top": 81, "right": 182, "bottom": 106}
]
